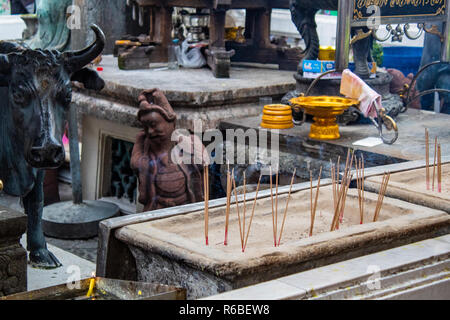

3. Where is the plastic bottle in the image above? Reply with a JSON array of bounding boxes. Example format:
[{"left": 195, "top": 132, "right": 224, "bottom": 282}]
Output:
[{"left": 168, "top": 39, "right": 180, "bottom": 70}]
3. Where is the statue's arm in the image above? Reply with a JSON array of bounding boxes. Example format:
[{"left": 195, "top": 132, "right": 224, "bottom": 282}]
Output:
[{"left": 130, "top": 131, "right": 149, "bottom": 172}]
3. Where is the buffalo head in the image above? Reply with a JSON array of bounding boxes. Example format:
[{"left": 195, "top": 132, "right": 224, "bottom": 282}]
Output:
[{"left": 0, "top": 25, "right": 105, "bottom": 169}]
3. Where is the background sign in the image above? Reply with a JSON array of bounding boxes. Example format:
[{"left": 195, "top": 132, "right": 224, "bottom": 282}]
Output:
[{"left": 352, "top": 0, "right": 446, "bottom": 21}]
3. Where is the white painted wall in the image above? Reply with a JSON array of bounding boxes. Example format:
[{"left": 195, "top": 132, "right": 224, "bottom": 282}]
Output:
[{"left": 0, "top": 15, "right": 26, "bottom": 40}]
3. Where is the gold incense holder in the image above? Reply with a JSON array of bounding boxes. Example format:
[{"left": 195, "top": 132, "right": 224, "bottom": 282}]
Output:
[
  {"left": 260, "top": 104, "right": 294, "bottom": 130},
  {"left": 289, "top": 96, "right": 360, "bottom": 140}
]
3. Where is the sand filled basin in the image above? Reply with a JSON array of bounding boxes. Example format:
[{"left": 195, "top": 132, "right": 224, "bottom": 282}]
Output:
[
  {"left": 115, "top": 185, "right": 450, "bottom": 299},
  {"left": 365, "top": 163, "right": 450, "bottom": 213}
]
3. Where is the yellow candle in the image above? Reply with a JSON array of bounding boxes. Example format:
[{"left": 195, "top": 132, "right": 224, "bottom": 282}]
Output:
[{"left": 86, "top": 278, "right": 95, "bottom": 297}]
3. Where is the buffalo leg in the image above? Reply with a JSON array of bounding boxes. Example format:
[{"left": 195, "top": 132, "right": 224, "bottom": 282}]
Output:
[{"left": 23, "top": 169, "right": 62, "bottom": 269}]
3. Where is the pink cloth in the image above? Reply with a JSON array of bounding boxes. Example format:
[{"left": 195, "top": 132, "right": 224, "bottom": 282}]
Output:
[{"left": 340, "top": 69, "right": 382, "bottom": 118}]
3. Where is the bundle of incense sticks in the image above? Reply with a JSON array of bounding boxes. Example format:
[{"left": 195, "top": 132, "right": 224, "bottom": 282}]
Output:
[
  {"left": 277, "top": 169, "right": 297, "bottom": 246},
  {"left": 224, "top": 165, "right": 232, "bottom": 245},
  {"left": 331, "top": 150, "right": 354, "bottom": 231},
  {"left": 432, "top": 137, "right": 437, "bottom": 191},
  {"left": 203, "top": 165, "right": 209, "bottom": 245},
  {"left": 275, "top": 167, "right": 279, "bottom": 246},
  {"left": 425, "top": 129, "right": 430, "bottom": 190},
  {"left": 339, "top": 150, "right": 354, "bottom": 224},
  {"left": 330, "top": 156, "right": 340, "bottom": 213},
  {"left": 373, "top": 172, "right": 391, "bottom": 222},
  {"left": 243, "top": 173, "right": 262, "bottom": 252},
  {"left": 309, "top": 167, "right": 322, "bottom": 237},
  {"left": 431, "top": 137, "right": 443, "bottom": 193},
  {"left": 355, "top": 154, "right": 365, "bottom": 224}
]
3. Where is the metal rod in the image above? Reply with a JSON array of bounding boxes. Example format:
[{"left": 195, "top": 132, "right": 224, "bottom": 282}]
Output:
[
  {"left": 68, "top": 102, "right": 83, "bottom": 204},
  {"left": 305, "top": 69, "right": 336, "bottom": 96},
  {"left": 335, "top": 0, "right": 351, "bottom": 72},
  {"left": 404, "top": 61, "right": 450, "bottom": 109}
]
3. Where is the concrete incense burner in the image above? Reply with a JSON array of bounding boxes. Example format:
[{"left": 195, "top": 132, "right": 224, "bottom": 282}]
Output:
[{"left": 114, "top": 184, "right": 450, "bottom": 299}]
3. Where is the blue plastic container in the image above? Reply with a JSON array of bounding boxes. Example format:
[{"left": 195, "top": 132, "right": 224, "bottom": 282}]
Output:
[{"left": 382, "top": 46, "right": 423, "bottom": 76}]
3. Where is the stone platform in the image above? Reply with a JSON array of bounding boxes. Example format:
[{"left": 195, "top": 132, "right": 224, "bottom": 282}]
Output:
[
  {"left": 218, "top": 108, "right": 450, "bottom": 184},
  {"left": 74, "top": 55, "right": 296, "bottom": 131},
  {"left": 0, "top": 206, "right": 26, "bottom": 296}
]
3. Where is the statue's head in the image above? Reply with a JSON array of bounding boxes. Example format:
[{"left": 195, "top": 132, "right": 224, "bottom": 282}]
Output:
[
  {"left": 0, "top": 25, "right": 105, "bottom": 169},
  {"left": 137, "top": 89, "right": 176, "bottom": 142}
]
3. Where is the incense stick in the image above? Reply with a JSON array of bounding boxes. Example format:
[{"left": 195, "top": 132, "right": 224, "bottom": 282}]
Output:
[
  {"left": 330, "top": 178, "right": 345, "bottom": 231},
  {"left": 309, "top": 167, "right": 322, "bottom": 237},
  {"left": 356, "top": 156, "right": 365, "bottom": 224},
  {"left": 275, "top": 166, "right": 279, "bottom": 246},
  {"left": 204, "top": 165, "right": 209, "bottom": 245},
  {"left": 432, "top": 137, "right": 437, "bottom": 191},
  {"left": 373, "top": 172, "right": 391, "bottom": 222},
  {"left": 243, "top": 171, "right": 247, "bottom": 244},
  {"left": 356, "top": 158, "right": 362, "bottom": 224},
  {"left": 224, "top": 165, "right": 231, "bottom": 245},
  {"left": 232, "top": 170, "right": 244, "bottom": 250},
  {"left": 331, "top": 169, "right": 348, "bottom": 231},
  {"left": 337, "top": 172, "right": 353, "bottom": 230},
  {"left": 310, "top": 170, "right": 313, "bottom": 228},
  {"left": 243, "top": 173, "right": 262, "bottom": 252},
  {"left": 278, "top": 169, "right": 297, "bottom": 246},
  {"left": 438, "top": 144, "right": 442, "bottom": 193},
  {"left": 269, "top": 167, "right": 276, "bottom": 247},
  {"left": 362, "top": 154, "right": 365, "bottom": 224},
  {"left": 425, "top": 128, "right": 430, "bottom": 190},
  {"left": 339, "top": 152, "right": 354, "bottom": 224},
  {"left": 331, "top": 159, "right": 353, "bottom": 232},
  {"left": 330, "top": 161, "right": 337, "bottom": 213}
]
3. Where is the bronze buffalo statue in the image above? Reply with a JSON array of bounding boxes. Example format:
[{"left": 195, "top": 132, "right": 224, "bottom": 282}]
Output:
[{"left": 0, "top": 25, "right": 105, "bottom": 268}]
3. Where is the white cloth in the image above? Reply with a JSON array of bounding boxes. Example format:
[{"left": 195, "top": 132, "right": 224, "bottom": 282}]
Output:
[{"left": 340, "top": 69, "right": 382, "bottom": 118}]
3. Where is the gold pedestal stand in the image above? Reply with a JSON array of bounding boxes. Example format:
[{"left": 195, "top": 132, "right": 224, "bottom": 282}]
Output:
[{"left": 290, "top": 96, "right": 360, "bottom": 140}]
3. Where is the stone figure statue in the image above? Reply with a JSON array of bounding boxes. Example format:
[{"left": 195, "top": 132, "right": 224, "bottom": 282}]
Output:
[
  {"left": 131, "top": 89, "right": 208, "bottom": 212},
  {"left": 28, "top": 0, "right": 72, "bottom": 51}
]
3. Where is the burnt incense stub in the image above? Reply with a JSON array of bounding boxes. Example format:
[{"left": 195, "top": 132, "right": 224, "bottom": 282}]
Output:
[{"left": 131, "top": 89, "right": 207, "bottom": 212}]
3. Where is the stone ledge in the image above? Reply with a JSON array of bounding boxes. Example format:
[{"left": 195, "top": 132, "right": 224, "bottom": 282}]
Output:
[
  {"left": 74, "top": 55, "right": 296, "bottom": 108},
  {"left": 0, "top": 206, "right": 26, "bottom": 245},
  {"left": 74, "top": 91, "right": 265, "bottom": 131},
  {"left": 0, "top": 206, "right": 27, "bottom": 297}
]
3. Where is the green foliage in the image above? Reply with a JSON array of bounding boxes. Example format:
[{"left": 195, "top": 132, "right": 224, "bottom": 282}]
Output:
[{"left": 372, "top": 42, "right": 384, "bottom": 67}]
